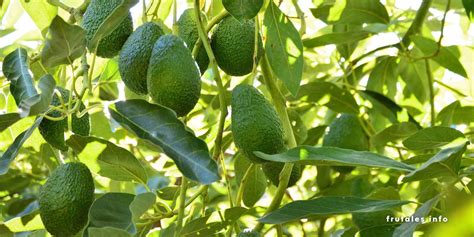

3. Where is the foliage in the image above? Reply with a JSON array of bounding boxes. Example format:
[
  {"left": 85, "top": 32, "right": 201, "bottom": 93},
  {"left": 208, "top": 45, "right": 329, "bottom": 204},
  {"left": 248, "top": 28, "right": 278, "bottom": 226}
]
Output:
[{"left": 0, "top": 0, "right": 473, "bottom": 236}]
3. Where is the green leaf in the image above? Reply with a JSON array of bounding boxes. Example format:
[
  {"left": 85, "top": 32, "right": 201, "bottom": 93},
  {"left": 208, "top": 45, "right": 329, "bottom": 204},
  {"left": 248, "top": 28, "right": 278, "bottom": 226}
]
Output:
[
  {"left": 110, "top": 100, "right": 220, "bottom": 184},
  {"left": 259, "top": 196, "right": 409, "bottom": 224},
  {"left": 402, "top": 127, "right": 465, "bottom": 150},
  {"left": 88, "top": 227, "right": 132, "bottom": 237},
  {"left": 87, "top": 193, "right": 136, "bottom": 234},
  {"left": 403, "top": 143, "right": 467, "bottom": 182},
  {"left": 412, "top": 36, "right": 468, "bottom": 78},
  {"left": 0, "top": 113, "right": 21, "bottom": 132},
  {"left": 298, "top": 81, "right": 359, "bottom": 114},
  {"left": 393, "top": 195, "right": 440, "bottom": 237},
  {"left": 242, "top": 165, "right": 266, "bottom": 207},
  {"left": 180, "top": 207, "right": 248, "bottom": 236},
  {"left": 41, "top": 16, "right": 86, "bottom": 68},
  {"left": 302, "top": 125, "right": 328, "bottom": 146},
  {"left": 87, "top": 0, "right": 138, "bottom": 51},
  {"left": 222, "top": 0, "right": 263, "bottom": 20},
  {"left": 66, "top": 135, "right": 148, "bottom": 184},
  {"left": 19, "top": 0, "right": 57, "bottom": 33},
  {"left": 130, "top": 192, "right": 156, "bottom": 222},
  {"left": 302, "top": 31, "right": 370, "bottom": 48},
  {"left": 18, "top": 74, "right": 56, "bottom": 117},
  {"left": 255, "top": 146, "right": 415, "bottom": 172},
  {"left": 264, "top": 2, "right": 303, "bottom": 96},
  {"left": 0, "top": 116, "right": 43, "bottom": 175},
  {"left": 367, "top": 56, "right": 398, "bottom": 98},
  {"left": 2, "top": 48, "right": 38, "bottom": 107},
  {"left": 463, "top": 0, "right": 474, "bottom": 19},
  {"left": 359, "top": 90, "right": 402, "bottom": 123},
  {"left": 399, "top": 57, "right": 429, "bottom": 103},
  {"left": 337, "top": 0, "right": 390, "bottom": 24},
  {"left": 436, "top": 101, "right": 460, "bottom": 126},
  {"left": 372, "top": 122, "right": 419, "bottom": 148}
]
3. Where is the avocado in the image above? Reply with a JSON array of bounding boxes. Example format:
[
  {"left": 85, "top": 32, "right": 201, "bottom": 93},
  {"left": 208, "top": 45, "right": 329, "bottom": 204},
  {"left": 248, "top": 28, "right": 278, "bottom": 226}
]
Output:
[
  {"left": 39, "top": 87, "right": 90, "bottom": 151},
  {"left": 262, "top": 162, "right": 302, "bottom": 187},
  {"left": 119, "top": 22, "right": 164, "bottom": 95},
  {"left": 147, "top": 35, "right": 201, "bottom": 117},
  {"left": 38, "top": 162, "right": 95, "bottom": 236},
  {"left": 231, "top": 84, "right": 285, "bottom": 163},
  {"left": 322, "top": 114, "right": 369, "bottom": 173},
  {"left": 210, "top": 16, "right": 263, "bottom": 76},
  {"left": 82, "top": 0, "right": 133, "bottom": 58},
  {"left": 176, "top": 9, "right": 210, "bottom": 74}
]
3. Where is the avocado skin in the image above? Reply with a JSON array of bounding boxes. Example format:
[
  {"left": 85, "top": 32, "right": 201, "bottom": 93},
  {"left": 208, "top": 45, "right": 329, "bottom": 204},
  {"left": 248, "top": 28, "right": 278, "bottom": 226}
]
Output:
[
  {"left": 147, "top": 35, "right": 201, "bottom": 117},
  {"left": 322, "top": 114, "right": 369, "bottom": 173},
  {"left": 38, "top": 163, "right": 95, "bottom": 237},
  {"left": 82, "top": 0, "right": 133, "bottom": 58},
  {"left": 39, "top": 87, "right": 90, "bottom": 151},
  {"left": 211, "top": 16, "right": 263, "bottom": 76},
  {"left": 231, "top": 84, "right": 285, "bottom": 163},
  {"left": 262, "top": 162, "right": 302, "bottom": 187},
  {"left": 119, "top": 22, "right": 164, "bottom": 95},
  {"left": 176, "top": 9, "right": 210, "bottom": 74}
]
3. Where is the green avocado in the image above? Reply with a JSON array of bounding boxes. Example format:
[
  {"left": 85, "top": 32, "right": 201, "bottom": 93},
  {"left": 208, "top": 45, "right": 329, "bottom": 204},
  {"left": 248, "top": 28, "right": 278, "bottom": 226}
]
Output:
[
  {"left": 147, "top": 34, "right": 201, "bottom": 117},
  {"left": 176, "top": 9, "right": 210, "bottom": 74},
  {"left": 38, "top": 162, "right": 95, "bottom": 236},
  {"left": 231, "top": 84, "right": 285, "bottom": 163},
  {"left": 119, "top": 22, "right": 164, "bottom": 95},
  {"left": 262, "top": 162, "right": 303, "bottom": 187},
  {"left": 82, "top": 0, "right": 133, "bottom": 58},
  {"left": 39, "top": 87, "right": 90, "bottom": 151},
  {"left": 210, "top": 16, "right": 263, "bottom": 76},
  {"left": 322, "top": 114, "right": 369, "bottom": 173}
]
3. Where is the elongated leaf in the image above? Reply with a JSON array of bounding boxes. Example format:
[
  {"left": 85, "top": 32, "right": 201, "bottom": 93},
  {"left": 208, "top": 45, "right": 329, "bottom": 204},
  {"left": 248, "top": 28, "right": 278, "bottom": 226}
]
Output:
[
  {"left": 87, "top": 193, "right": 136, "bottom": 235},
  {"left": 110, "top": 100, "right": 219, "bottom": 184},
  {"left": 393, "top": 195, "right": 440, "bottom": 237},
  {"left": 403, "top": 143, "right": 467, "bottom": 182},
  {"left": 464, "top": 0, "right": 474, "bottom": 19},
  {"left": 66, "top": 135, "right": 148, "bottom": 184},
  {"left": 298, "top": 82, "right": 359, "bottom": 114},
  {"left": 367, "top": 56, "right": 398, "bottom": 98},
  {"left": 180, "top": 207, "right": 248, "bottom": 236},
  {"left": 264, "top": 2, "right": 303, "bottom": 96},
  {"left": 255, "top": 146, "right": 415, "bottom": 172},
  {"left": 2, "top": 48, "right": 38, "bottom": 107},
  {"left": 359, "top": 90, "right": 402, "bottom": 122},
  {"left": 436, "top": 101, "right": 460, "bottom": 126},
  {"left": 20, "top": 0, "right": 57, "bottom": 33},
  {"left": 303, "top": 31, "right": 370, "bottom": 48},
  {"left": 0, "top": 116, "right": 43, "bottom": 175},
  {"left": 337, "top": 0, "right": 389, "bottom": 24},
  {"left": 0, "top": 113, "right": 21, "bottom": 132},
  {"left": 41, "top": 16, "right": 86, "bottom": 67},
  {"left": 399, "top": 57, "right": 429, "bottom": 103},
  {"left": 18, "top": 74, "right": 56, "bottom": 117},
  {"left": 222, "top": 0, "right": 263, "bottom": 20},
  {"left": 130, "top": 192, "right": 156, "bottom": 222},
  {"left": 402, "top": 127, "right": 465, "bottom": 150},
  {"left": 372, "top": 122, "right": 419, "bottom": 148},
  {"left": 259, "top": 196, "right": 410, "bottom": 224},
  {"left": 242, "top": 165, "right": 266, "bottom": 207},
  {"left": 88, "top": 0, "right": 138, "bottom": 51},
  {"left": 412, "top": 36, "right": 468, "bottom": 78}
]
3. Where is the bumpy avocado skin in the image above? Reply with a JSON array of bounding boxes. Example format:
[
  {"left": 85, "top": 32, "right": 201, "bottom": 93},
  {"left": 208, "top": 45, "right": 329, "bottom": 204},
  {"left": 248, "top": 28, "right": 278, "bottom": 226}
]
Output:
[
  {"left": 39, "top": 88, "right": 90, "bottom": 151},
  {"left": 322, "top": 114, "right": 369, "bottom": 173},
  {"left": 262, "top": 162, "right": 302, "bottom": 187},
  {"left": 176, "top": 9, "right": 210, "bottom": 74},
  {"left": 119, "top": 22, "right": 164, "bottom": 95},
  {"left": 231, "top": 84, "right": 286, "bottom": 163},
  {"left": 38, "top": 163, "right": 95, "bottom": 237},
  {"left": 147, "top": 35, "right": 201, "bottom": 117},
  {"left": 211, "top": 16, "right": 263, "bottom": 76},
  {"left": 82, "top": 0, "right": 133, "bottom": 58}
]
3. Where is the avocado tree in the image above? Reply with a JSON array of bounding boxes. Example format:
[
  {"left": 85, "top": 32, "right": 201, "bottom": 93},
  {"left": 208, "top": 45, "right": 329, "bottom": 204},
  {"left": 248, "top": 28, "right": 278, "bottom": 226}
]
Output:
[{"left": 0, "top": 0, "right": 473, "bottom": 236}]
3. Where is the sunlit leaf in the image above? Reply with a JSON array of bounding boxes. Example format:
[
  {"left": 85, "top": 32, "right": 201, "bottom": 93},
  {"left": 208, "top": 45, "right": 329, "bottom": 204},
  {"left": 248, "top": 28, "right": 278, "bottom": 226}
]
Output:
[
  {"left": 0, "top": 113, "right": 21, "bottom": 132},
  {"left": 402, "top": 127, "right": 465, "bottom": 150},
  {"left": 259, "top": 196, "right": 409, "bottom": 224},
  {"left": 41, "top": 16, "right": 86, "bottom": 68},
  {"left": 393, "top": 195, "right": 440, "bottom": 236},
  {"left": 87, "top": 193, "right": 136, "bottom": 234},
  {"left": 298, "top": 81, "right": 359, "bottom": 114},
  {"left": 264, "top": 2, "right": 303, "bottom": 96},
  {"left": 19, "top": 0, "right": 57, "bottom": 33},
  {"left": 255, "top": 146, "right": 415, "bottom": 172},
  {"left": 303, "top": 31, "right": 370, "bottom": 48},
  {"left": 222, "top": 0, "right": 263, "bottom": 20}
]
